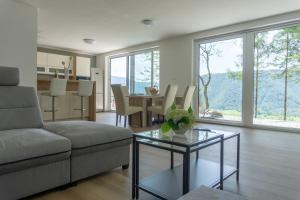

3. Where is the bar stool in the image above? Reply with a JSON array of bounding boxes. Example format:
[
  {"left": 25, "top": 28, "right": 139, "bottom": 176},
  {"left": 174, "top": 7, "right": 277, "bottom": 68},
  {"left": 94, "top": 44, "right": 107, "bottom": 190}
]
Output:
[
  {"left": 73, "top": 80, "right": 94, "bottom": 120},
  {"left": 42, "top": 78, "right": 67, "bottom": 121}
]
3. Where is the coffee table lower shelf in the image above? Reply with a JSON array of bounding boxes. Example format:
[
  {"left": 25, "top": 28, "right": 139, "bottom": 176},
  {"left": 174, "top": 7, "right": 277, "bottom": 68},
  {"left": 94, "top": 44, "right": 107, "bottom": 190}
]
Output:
[{"left": 137, "top": 159, "right": 237, "bottom": 200}]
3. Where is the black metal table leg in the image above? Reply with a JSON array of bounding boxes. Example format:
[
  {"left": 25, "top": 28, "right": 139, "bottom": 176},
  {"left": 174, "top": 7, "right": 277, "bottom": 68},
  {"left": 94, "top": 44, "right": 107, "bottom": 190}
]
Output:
[
  {"left": 182, "top": 147, "right": 190, "bottom": 195},
  {"left": 170, "top": 151, "right": 174, "bottom": 169},
  {"left": 136, "top": 142, "right": 140, "bottom": 199},
  {"left": 236, "top": 133, "right": 240, "bottom": 181},
  {"left": 196, "top": 150, "right": 199, "bottom": 160},
  {"left": 132, "top": 137, "right": 136, "bottom": 199},
  {"left": 219, "top": 135, "right": 224, "bottom": 190}
]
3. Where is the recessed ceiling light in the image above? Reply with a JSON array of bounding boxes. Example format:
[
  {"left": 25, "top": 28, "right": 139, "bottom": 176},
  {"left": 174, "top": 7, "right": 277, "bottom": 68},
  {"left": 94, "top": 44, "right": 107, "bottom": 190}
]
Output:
[
  {"left": 141, "top": 19, "right": 154, "bottom": 26},
  {"left": 83, "top": 38, "right": 96, "bottom": 44}
]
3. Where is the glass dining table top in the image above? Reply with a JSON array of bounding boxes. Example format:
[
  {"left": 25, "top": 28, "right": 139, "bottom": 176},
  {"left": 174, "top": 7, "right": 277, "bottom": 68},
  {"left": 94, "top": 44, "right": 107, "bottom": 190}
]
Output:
[{"left": 134, "top": 128, "right": 237, "bottom": 148}]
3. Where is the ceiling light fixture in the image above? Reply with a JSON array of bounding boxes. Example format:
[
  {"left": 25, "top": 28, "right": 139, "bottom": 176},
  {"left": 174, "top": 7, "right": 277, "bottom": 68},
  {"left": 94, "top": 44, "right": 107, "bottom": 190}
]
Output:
[
  {"left": 141, "top": 19, "right": 154, "bottom": 26},
  {"left": 83, "top": 38, "right": 96, "bottom": 44}
]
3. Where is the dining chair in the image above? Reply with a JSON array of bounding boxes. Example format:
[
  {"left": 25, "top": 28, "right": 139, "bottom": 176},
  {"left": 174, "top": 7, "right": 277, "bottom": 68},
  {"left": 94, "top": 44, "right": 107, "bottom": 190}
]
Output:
[
  {"left": 179, "top": 85, "right": 196, "bottom": 110},
  {"left": 111, "top": 84, "right": 143, "bottom": 127},
  {"left": 147, "top": 84, "right": 178, "bottom": 121},
  {"left": 145, "top": 87, "right": 151, "bottom": 95}
]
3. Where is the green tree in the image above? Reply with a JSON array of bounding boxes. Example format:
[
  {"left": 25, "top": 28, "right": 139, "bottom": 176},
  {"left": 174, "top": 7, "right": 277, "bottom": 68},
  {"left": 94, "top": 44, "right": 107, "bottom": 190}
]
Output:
[
  {"left": 270, "top": 26, "right": 300, "bottom": 120},
  {"left": 137, "top": 52, "right": 152, "bottom": 83},
  {"left": 199, "top": 43, "right": 221, "bottom": 111},
  {"left": 253, "top": 32, "right": 270, "bottom": 118},
  {"left": 138, "top": 50, "right": 160, "bottom": 88},
  {"left": 153, "top": 50, "right": 160, "bottom": 87}
]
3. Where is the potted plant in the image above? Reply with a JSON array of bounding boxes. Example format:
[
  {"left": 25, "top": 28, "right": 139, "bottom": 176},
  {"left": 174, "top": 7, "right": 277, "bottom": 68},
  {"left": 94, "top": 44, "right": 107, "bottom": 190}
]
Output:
[
  {"left": 149, "top": 86, "right": 158, "bottom": 95},
  {"left": 161, "top": 103, "right": 195, "bottom": 135}
]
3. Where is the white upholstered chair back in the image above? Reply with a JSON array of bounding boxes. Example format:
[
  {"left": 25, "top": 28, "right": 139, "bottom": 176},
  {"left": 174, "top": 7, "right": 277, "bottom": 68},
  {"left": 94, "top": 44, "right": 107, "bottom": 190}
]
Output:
[
  {"left": 49, "top": 78, "right": 67, "bottom": 97},
  {"left": 78, "top": 80, "right": 94, "bottom": 97},
  {"left": 111, "top": 84, "right": 126, "bottom": 115},
  {"left": 145, "top": 87, "right": 151, "bottom": 95},
  {"left": 162, "top": 85, "right": 178, "bottom": 114},
  {"left": 121, "top": 86, "right": 130, "bottom": 110},
  {"left": 182, "top": 85, "right": 196, "bottom": 110}
]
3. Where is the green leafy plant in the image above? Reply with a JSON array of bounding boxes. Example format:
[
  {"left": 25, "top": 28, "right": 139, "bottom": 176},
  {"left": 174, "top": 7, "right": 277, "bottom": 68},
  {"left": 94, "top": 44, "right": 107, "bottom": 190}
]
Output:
[{"left": 161, "top": 104, "right": 195, "bottom": 133}]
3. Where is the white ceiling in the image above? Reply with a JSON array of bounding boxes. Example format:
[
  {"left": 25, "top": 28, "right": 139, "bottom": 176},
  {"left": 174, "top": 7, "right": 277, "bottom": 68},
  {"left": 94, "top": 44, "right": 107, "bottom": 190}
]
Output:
[{"left": 22, "top": 0, "right": 300, "bottom": 54}]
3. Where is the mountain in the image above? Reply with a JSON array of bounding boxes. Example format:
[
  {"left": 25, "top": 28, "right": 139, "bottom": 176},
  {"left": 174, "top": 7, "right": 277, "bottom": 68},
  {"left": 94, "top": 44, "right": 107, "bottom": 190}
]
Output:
[
  {"left": 111, "top": 76, "right": 151, "bottom": 94},
  {"left": 200, "top": 70, "right": 300, "bottom": 117}
]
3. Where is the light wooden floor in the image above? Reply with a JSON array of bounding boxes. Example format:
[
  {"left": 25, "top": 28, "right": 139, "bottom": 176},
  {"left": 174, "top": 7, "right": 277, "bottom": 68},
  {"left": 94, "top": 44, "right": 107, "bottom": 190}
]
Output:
[{"left": 32, "top": 112, "right": 300, "bottom": 200}]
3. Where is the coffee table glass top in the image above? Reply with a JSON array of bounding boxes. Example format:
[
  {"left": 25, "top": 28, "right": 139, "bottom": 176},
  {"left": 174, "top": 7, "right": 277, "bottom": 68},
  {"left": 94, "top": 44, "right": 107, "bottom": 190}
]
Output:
[{"left": 134, "top": 128, "right": 236, "bottom": 147}]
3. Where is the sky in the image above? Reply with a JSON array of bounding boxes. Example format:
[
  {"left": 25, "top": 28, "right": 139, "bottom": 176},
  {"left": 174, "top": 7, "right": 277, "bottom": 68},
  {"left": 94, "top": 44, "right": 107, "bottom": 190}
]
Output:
[{"left": 199, "top": 37, "right": 243, "bottom": 75}]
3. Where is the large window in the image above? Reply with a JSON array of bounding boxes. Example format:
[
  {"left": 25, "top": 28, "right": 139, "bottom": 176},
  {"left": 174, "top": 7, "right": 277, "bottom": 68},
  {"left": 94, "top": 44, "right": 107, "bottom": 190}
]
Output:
[
  {"left": 195, "top": 23, "right": 300, "bottom": 129},
  {"left": 109, "top": 48, "right": 160, "bottom": 110},
  {"left": 253, "top": 26, "right": 300, "bottom": 128},
  {"left": 198, "top": 36, "right": 243, "bottom": 121},
  {"left": 110, "top": 56, "right": 128, "bottom": 110}
]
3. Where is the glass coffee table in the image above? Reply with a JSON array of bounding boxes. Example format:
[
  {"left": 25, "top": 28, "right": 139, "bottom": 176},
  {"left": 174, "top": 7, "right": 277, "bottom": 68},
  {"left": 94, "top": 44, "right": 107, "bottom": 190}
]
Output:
[{"left": 132, "top": 128, "right": 240, "bottom": 200}]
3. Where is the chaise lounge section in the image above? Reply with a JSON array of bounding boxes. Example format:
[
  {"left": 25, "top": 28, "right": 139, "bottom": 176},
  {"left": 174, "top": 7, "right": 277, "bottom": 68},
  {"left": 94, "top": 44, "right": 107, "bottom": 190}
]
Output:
[
  {"left": 0, "top": 66, "right": 132, "bottom": 199},
  {"left": 45, "top": 121, "right": 132, "bottom": 182}
]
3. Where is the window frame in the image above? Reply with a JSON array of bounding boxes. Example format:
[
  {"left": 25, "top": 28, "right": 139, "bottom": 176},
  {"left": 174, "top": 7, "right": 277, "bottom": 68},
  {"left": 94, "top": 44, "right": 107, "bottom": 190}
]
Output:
[
  {"left": 193, "top": 21, "right": 300, "bottom": 133},
  {"left": 194, "top": 33, "right": 246, "bottom": 126}
]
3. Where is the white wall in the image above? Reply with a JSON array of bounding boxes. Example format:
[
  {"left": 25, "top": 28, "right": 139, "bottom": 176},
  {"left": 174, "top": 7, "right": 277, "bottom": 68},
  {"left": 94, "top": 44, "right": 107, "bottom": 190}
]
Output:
[
  {"left": 0, "top": 0, "right": 37, "bottom": 87},
  {"left": 97, "top": 11, "right": 300, "bottom": 110}
]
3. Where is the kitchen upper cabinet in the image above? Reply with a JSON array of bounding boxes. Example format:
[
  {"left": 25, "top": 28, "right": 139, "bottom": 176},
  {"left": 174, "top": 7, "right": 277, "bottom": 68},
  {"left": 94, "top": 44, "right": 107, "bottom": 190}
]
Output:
[
  {"left": 37, "top": 52, "right": 48, "bottom": 66},
  {"left": 37, "top": 52, "right": 74, "bottom": 75},
  {"left": 76, "top": 56, "right": 91, "bottom": 77},
  {"left": 48, "top": 53, "right": 64, "bottom": 68},
  {"left": 45, "top": 53, "right": 73, "bottom": 68}
]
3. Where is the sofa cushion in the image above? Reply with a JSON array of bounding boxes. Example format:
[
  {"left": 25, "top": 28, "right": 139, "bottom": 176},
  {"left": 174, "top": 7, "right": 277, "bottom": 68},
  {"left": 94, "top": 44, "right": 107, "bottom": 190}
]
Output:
[
  {"left": 0, "top": 128, "right": 71, "bottom": 165},
  {"left": 44, "top": 121, "right": 133, "bottom": 150},
  {"left": 0, "top": 66, "right": 19, "bottom": 86},
  {"left": 0, "top": 86, "right": 43, "bottom": 131}
]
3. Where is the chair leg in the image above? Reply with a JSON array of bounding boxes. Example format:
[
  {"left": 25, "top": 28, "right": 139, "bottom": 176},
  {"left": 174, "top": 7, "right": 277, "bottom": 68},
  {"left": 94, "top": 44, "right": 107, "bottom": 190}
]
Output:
[
  {"left": 129, "top": 115, "right": 132, "bottom": 126},
  {"left": 149, "top": 111, "right": 154, "bottom": 125},
  {"left": 140, "top": 111, "right": 143, "bottom": 127},
  {"left": 116, "top": 113, "right": 118, "bottom": 126},
  {"left": 52, "top": 96, "right": 55, "bottom": 122},
  {"left": 124, "top": 116, "right": 127, "bottom": 128},
  {"left": 122, "top": 164, "right": 129, "bottom": 170},
  {"left": 119, "top": 115, "right": 122, "bottom": 123},
  {"left": 80, "top": 96, "right": 84, "bottom": 120}
]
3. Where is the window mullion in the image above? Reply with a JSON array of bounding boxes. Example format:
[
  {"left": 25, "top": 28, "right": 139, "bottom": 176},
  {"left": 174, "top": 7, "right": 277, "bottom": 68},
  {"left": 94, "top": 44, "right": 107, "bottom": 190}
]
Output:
[
  {"left": 242, "top": 32, "right": 255, "bottom": 126},
  {"left": 151, "top": 51, "right": 154, "bottom": 87},
  {"left": 129, "top": 55, "right": 135, "bottom": 94}
]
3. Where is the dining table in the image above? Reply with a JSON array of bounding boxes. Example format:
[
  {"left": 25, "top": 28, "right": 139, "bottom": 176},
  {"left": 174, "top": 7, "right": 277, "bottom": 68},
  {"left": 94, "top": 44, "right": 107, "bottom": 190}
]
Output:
[{"left": 128, "top": 94, "right": 183, "bottom": 128}]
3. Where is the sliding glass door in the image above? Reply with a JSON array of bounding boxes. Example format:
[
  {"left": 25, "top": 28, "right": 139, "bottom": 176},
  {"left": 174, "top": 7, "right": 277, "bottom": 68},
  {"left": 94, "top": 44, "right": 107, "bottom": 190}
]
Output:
[
  {"left": 197, "top": 36, "right": 243, "bottom": 122},
  {"left": 109, "top": 48, "right": 160, "bottom": 110},
  {"left": 195, "top": 23, "right": 300, "bottom": 130},
  {"left": 253, "top": 26, "right": 300, "bottom": 128}
]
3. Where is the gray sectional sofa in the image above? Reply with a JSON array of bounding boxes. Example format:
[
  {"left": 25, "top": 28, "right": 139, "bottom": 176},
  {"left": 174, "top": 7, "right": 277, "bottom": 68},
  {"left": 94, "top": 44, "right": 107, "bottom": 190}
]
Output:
[{"left": 0, "top": 66, "right": 132, "bottom": 200}]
